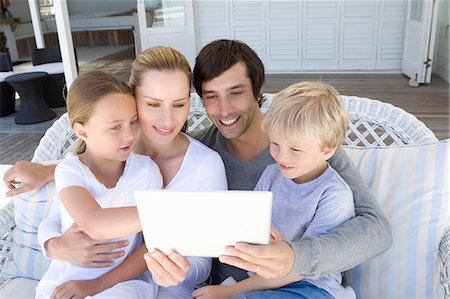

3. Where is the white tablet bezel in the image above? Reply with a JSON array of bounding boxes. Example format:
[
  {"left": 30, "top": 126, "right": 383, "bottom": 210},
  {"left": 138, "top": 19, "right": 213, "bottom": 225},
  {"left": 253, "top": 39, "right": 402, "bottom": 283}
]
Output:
[{"left": 135, "top": 190, "right": 272, "bottom": 257}]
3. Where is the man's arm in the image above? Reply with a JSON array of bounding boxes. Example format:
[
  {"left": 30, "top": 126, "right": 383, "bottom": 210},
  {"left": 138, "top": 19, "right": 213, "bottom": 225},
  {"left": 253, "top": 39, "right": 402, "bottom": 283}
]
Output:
[
  {"left": 3, "top": 161, "right": 56, "bottom": 196},
  {"left": 45, "top": 224, "right": 128, "bottom": 268},
  {"left": 290, "top": 147, "right": 392, "bottom": 278},
  {"left": 40, "top": 193, "right": 128, "bottom": 267}
]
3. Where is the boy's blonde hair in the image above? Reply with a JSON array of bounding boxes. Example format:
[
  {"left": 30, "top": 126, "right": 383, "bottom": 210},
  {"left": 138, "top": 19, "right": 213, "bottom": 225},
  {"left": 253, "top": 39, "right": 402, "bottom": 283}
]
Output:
[
  {"left": 262, "top": 81, "right": 348, "bottom": 149},
  {"left": 67, "top": 70, "right": 133, "bottom": 154},
  {"left": 129, "top": 46, "right": 192, "bottom": 90}
]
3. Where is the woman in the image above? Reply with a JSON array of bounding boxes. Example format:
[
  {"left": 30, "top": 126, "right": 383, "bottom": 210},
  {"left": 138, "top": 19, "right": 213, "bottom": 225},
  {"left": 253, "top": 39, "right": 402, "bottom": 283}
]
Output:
[{"left": 28, "top": 46, "right": 227, "bottom": 298}]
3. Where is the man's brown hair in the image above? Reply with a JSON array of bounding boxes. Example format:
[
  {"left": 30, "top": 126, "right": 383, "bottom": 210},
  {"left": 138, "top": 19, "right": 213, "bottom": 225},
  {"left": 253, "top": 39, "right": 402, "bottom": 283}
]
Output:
[{"left": 193, "top": 39, "right": 265, "bottom": 101}]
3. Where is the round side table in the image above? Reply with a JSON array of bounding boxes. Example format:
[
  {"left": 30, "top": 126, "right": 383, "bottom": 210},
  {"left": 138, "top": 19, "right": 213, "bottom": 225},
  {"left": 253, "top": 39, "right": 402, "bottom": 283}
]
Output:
[{"left": 5, "top": 72, "right": 56, "bottom": 124}]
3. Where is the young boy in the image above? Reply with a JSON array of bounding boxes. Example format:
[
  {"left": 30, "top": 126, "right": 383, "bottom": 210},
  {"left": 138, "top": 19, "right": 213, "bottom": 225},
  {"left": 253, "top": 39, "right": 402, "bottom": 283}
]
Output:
[{"left": 194, "top": 81, "right": 355, "bottom": 299}]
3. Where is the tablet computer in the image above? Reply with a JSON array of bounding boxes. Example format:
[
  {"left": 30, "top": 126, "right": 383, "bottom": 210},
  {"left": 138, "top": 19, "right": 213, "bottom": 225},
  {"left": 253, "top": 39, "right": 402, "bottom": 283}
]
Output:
[{"left": 134, "top": 190, "right": 272, "bottom": 257}]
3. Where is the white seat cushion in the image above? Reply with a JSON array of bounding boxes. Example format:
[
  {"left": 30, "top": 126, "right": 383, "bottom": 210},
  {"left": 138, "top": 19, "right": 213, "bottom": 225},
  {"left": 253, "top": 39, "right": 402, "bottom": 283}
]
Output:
[
  {"left": 0, "top": 71, "right": 14, "bottom": 82},
  {"left": 27, "top": 63, "right": 64, "bottom": 75},
  {"left": 0, "top": 277, "right": 38, "bottom": 299}
]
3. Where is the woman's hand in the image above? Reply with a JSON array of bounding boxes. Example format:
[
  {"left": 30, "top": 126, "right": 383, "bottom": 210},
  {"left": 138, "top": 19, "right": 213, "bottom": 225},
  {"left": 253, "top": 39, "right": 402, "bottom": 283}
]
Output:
[
  {"left": 46, "top": 223, "right": 128, "bottom": 267},
  {"left": 3, "top": 161, "right": 55, "bottom": 196},
  {"left": 143, "top": 249, "right": 191, "bottom": 287},
  {"left": 219, "top": 240, "right": 296, "bottom": 280},
  {"left": 50, "top": 279, "right": 100, "bottom": 299}
]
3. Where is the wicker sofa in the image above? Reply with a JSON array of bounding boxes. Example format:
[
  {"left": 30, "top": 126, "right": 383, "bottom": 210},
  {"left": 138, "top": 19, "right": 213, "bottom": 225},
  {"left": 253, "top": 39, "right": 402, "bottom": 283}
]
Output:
[{"left": 0, "top": 94, "right": 448, "bottom": 298}]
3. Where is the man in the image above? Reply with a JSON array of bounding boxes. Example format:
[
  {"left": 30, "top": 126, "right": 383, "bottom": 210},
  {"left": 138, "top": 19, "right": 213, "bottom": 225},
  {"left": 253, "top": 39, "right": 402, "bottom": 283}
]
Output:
[
  {"left": 3, "top": 39, "right": 392, "bottom": 288},
  {"left": 191, "top": 39, "right": 392, "bottom": 284}
]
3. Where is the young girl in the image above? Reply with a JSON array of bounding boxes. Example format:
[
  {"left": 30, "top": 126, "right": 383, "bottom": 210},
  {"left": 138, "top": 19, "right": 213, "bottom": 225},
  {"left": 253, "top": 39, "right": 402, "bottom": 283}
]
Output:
[
  {"left": 38, "top": 47, "right": 228, "bottom": 299},
  {"left": 35, "top": 71, "right": 163, "bottom": 298}
]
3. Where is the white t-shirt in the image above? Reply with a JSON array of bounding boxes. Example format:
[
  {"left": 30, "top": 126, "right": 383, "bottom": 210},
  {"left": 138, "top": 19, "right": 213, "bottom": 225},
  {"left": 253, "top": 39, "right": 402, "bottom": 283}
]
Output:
[
  {"left": 140, "top": 134, "right": 228, "bottom": 291},
  {"left": 166, "top": 134, "right": 227, "bottom": 191},
  {"left": 36, "top": 152, "right": 163, "bottom": 298},
  {"left": 38, "top": 134, "right": 227, "bottom": 295}
]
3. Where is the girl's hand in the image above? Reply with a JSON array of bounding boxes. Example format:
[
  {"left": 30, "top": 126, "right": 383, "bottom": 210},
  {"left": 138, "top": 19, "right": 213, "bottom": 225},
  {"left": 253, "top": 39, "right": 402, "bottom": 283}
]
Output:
[
  {"left": 50, "top": 279, "right": 99, "bottom": 299},
  {"left": 192, "top": 285, "right": 234, "bottom": 299},
  {"left": 143, "top": 249, "right": 191, "bottom": 287}
]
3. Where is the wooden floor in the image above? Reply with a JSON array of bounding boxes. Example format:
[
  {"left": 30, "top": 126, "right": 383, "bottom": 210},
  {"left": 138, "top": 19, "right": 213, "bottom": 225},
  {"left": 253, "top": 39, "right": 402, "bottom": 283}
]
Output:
[
  {"left": 0, "top": 133, "right": 43, "bottom": 164},
  {"left": 0, "top": 49, "right": 448, "bottom": 164},
  {"left": 264, "top": 74, "right": 449, "bottom": 140}
]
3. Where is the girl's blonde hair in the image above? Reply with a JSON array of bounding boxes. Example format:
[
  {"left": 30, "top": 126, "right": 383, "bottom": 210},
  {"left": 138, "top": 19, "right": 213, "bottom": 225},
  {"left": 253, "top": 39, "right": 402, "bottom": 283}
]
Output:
[
  {"left": 129, "top": 46, "right": 192, "bottom": 90},
  {"left": 67, "top": 70, "right": 133, "bottom": 154},
  {"left": 262, "top": 81, "right": 348, "bottom": 149}
]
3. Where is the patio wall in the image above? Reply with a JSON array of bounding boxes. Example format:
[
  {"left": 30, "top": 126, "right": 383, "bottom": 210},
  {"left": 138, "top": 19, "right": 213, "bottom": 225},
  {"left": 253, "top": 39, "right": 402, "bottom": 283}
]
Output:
[{"left": 434, "top": 0, "right": 449, "bottom": 83}]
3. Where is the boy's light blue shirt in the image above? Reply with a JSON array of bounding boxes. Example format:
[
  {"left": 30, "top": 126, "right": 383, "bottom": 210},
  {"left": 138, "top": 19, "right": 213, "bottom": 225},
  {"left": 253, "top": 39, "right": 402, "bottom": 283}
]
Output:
[
  {"left": 255, "top": 164, "right": 355, "bottom": 298},
  {"left": 192, "top": 125, "right": 392, "bottom": 283}
]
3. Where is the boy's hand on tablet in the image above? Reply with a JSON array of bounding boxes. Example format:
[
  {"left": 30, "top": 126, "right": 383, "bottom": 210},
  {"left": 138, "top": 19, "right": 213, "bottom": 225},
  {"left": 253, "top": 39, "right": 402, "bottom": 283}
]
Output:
[
  {"left": 144, "top": 249, "right": 191, "bottom": 287},
  {"left": 219, "top": 240, "right": 296, "bottom": 280}
]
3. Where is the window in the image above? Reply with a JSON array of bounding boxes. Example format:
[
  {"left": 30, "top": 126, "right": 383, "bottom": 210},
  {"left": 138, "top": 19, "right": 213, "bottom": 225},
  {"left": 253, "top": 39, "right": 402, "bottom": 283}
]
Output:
[{"left": 39, "top": 0, "right": 54, "bottom": 20}]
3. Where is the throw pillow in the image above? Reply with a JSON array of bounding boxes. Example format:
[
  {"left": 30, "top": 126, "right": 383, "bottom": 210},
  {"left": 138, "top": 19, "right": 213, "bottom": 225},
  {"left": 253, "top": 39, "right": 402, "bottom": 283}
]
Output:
[
  {"left": 343, "top": 139, "right": 449, "bottom": 298},
  {"left": 2, "top": 162, "right": 59, "bottom": 281}
]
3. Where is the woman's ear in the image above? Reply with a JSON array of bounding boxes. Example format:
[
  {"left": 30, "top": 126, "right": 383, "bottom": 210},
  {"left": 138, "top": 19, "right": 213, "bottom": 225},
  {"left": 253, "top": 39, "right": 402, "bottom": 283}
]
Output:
[
  {"left": 322, "top": 145, "right": 337, "bottom": 160},
  {"left": 73, "top": 122, "right": 87, "bottom": 141}
]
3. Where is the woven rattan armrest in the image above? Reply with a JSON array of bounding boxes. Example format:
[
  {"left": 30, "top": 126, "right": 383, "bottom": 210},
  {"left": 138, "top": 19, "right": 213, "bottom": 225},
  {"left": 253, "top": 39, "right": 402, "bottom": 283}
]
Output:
[{"left": 0, "top": 201, "right": 15, "bottom": 284}]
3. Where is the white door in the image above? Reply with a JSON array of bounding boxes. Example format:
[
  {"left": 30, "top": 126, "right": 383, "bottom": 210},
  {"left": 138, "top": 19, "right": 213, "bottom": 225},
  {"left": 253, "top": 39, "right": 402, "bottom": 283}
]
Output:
[
  {"left": 402, "top": 0, "right": 439, "bottom": 85},
  {"left": 137, "top": 0, "right": 196, "bottom": 67}
]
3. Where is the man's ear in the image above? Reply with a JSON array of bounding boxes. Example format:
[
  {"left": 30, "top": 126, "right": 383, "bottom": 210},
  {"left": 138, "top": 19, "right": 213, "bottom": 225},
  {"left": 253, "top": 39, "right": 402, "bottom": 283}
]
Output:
[
  {"left": 73, "top": 122, "right": 87, "bottom": 141},
  {"left": 322, "top": 145, "right": 337, "bottom": 160},
  {"left": 257, "top": 87, "right": 264, "bottom": 102}
]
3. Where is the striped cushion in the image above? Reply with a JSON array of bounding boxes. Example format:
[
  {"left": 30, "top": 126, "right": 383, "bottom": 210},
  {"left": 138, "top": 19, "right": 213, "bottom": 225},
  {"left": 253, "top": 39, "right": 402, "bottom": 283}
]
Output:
[
  {"left": 2, "top": 182, "right": 56, "bottom": 280},
  {"left": 343, "top": 139, "right": 449, "bottom": 298},
  {"left": 0, "top": 277, "right": 38, "bottom": 298}
]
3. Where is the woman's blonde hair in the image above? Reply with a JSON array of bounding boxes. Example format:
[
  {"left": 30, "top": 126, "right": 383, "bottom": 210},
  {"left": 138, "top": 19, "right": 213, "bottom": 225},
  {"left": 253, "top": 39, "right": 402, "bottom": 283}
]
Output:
[
  {"left": 129, "top": 46, "right": 192, "bottom": 90},
  {"left": 262, "top": 81, "right": 348, "bottom": 149},
  {"left": 129, "top": 46, "right": 192, "bottom": 132},
  {"left": 67, "top": 70, "right": 133, "bottom": 154}
]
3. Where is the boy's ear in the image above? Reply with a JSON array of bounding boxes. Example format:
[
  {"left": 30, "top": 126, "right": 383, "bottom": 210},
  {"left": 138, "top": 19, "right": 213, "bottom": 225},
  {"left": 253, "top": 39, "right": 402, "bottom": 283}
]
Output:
[
  {"left": 322, "top": 145, "right": 337, "bottom": 160},
  {"left": 73, "top": 122, "right": 88, "bottom": 141}
]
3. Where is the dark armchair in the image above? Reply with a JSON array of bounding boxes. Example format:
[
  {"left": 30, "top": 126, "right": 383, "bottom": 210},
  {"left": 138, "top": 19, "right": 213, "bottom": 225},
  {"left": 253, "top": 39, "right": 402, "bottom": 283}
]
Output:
[
  {"left": 32, "top": 47, "right": 62, "bottom": 66},
  {"left": 0, "top": 53, "right": 15, "bottom": 116},
  {"left": 31, "top": 47, "right": 71, "bottom": 108}
]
